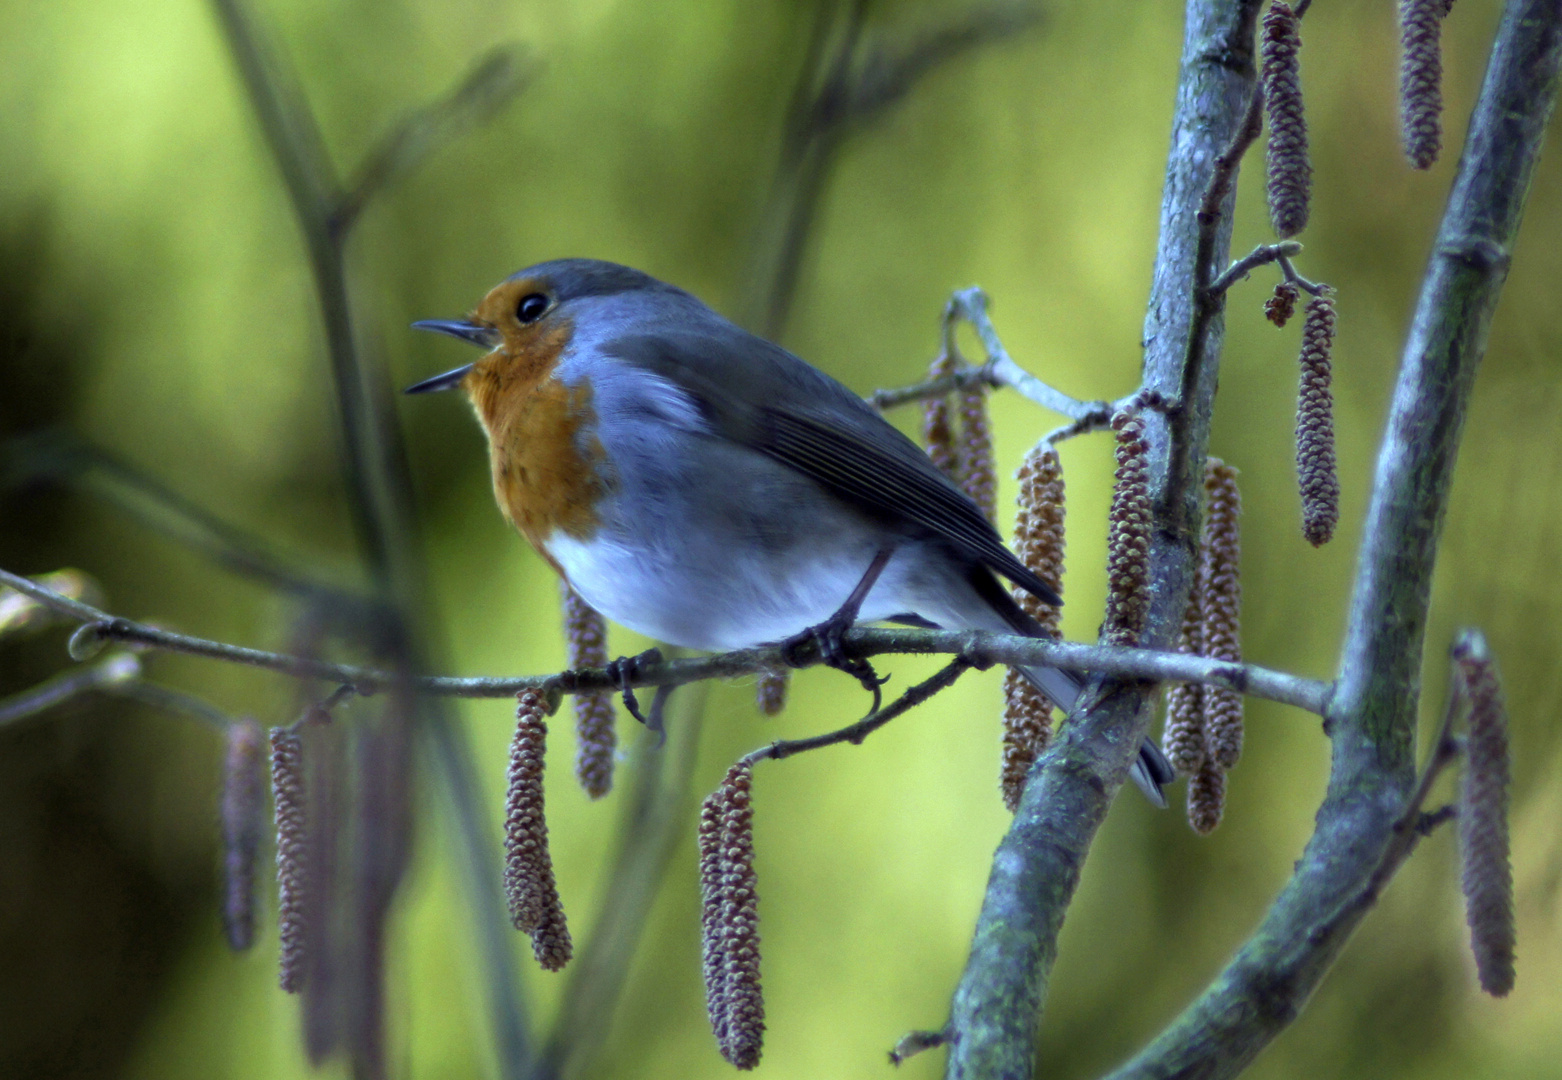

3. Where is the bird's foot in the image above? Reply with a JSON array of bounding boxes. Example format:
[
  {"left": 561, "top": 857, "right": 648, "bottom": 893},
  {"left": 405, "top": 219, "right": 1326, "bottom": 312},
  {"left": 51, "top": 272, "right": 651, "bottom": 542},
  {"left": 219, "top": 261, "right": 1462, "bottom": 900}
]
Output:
[
  {"left": 781, "top": 612, "right": 888, "bottom": 714},
  {"left": 603, "top": 649, "right": 665, "bottom": 736}
]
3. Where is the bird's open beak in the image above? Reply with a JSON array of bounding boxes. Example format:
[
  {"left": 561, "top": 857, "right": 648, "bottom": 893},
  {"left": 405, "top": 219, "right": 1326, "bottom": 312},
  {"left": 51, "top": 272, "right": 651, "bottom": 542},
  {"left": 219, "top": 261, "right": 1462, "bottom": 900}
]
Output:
[
  {"left": 406, "top": 319, "right": 501, "bottom": 393},
  {"left": 403, "top": 364, "right": 475, "bottom": 394}
]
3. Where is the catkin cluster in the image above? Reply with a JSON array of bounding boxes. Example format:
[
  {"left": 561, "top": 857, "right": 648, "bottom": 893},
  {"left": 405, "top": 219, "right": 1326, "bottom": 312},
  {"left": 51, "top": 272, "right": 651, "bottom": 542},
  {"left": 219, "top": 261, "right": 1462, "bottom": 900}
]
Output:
[
  {"left": 561, "top": 582, "right": 616, "bottom": 798},
  {"left": 1162, "top": 460, "right": 1243, "bottom": 835},
  {"left": 1452, "top": 632, "right": 1515, "bottom": 997},
  {"left": 921, "top": 352, "right": 997, "bottom": 522},
  {"left": 505, "top": 689, "right": 572, "bottom": 970},
  {"left": 1103, "top": 411, "right": 1152, "bottom": 646},
  {"left": 270, "top": 725, "right": 310, "bottom": 993},
  {"left": 1296, "top": 292, "right": 1339, "bottom": 546},
  {"left": 1262, "top": 2, "right": 1311, "bottom": 237},
  {"left": 699, "top": 762, "right": 765, "bottom": 1069},
  {"left": 1000, "top": 445, "right": 1067, "bottom": 812}
]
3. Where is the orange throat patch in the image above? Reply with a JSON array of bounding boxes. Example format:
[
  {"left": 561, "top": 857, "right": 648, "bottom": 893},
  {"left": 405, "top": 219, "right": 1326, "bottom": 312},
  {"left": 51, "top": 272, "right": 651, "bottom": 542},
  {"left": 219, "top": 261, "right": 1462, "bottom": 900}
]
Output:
[{"left": 463, "top": 320, "right": 607, "bottom": 553}]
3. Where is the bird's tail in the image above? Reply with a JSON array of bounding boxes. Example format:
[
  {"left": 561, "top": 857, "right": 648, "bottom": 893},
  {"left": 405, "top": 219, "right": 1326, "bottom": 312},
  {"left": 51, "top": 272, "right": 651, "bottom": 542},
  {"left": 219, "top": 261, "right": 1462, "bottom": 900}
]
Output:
[{"left": 973, "top": 573, "right": 1174, "bottom": 807}]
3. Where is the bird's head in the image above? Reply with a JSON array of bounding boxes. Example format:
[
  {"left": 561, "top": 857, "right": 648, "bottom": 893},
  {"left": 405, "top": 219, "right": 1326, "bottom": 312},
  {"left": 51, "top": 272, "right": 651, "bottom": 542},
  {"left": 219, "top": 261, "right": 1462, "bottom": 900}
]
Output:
[{"left": 406, "top": 258, "right": 681, "bottom": 397}]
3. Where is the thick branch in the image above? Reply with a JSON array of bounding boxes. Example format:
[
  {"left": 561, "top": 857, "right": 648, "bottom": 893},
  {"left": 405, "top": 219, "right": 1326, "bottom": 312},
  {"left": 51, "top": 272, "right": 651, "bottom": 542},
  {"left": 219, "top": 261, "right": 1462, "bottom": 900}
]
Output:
[
  {"left": 1111, "top": 1, "right": 1562, "bottom": 1075},
  {"left": 943, "top": 1, "right": 1263, "bottom": 1076}
]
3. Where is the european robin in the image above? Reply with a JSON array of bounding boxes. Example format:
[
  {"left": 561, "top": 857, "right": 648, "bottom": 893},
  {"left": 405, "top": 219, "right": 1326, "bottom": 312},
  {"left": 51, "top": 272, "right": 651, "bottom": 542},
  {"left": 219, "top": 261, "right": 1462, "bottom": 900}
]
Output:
[{"left": 408, "top": 259, "right": 1172, "bottom": 803}]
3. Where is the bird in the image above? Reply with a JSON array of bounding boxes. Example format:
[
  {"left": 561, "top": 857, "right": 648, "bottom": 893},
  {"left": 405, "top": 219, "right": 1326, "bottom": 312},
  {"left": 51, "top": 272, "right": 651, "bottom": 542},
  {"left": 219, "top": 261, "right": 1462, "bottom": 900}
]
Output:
[{"left": 407, "top": 258, "right": 1173, "bottom": 805}]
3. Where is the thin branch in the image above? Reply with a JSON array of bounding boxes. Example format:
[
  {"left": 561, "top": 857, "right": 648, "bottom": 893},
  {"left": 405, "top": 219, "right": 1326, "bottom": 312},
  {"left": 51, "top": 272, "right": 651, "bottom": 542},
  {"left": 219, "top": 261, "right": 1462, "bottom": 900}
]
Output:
[
  {"left": 4, "top": 433, "right": 371, "bottom": 609},
  {"left": 1207, "top": 241, "right": 1303, "bottom": 295},
  {"left": 109, "top": 678, "right": 238, "bottom": 730},
  {"left": 742, "top": 656, "right": 974, "bottom": 765},
  {"left": 0, "top": 654, "right": 142, "bottom": 728},
  {"left": 741, "top": 2, "right": 1038, "bottom": 337},
  {"left": 1275, "top": 251, "right": 1327, "bottom": 295},
  {"left": 2, "top": 566, "right": 1330, "bottom": 715},
  {"left": 867, "top": 364, "right": 1000, "bottom": 410},
  {"left": 944, "top": 287, "right": 1106, "bottom": 419},
  {"left": 1349, "top": 667, "right": 1465, "bottom": 909}
]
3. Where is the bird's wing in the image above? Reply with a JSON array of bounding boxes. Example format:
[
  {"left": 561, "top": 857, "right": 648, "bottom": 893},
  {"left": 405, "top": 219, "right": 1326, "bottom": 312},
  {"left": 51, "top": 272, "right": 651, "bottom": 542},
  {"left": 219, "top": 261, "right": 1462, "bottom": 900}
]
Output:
[{"left": 608, "top": 326, "right": 1062, "bottom": 608}]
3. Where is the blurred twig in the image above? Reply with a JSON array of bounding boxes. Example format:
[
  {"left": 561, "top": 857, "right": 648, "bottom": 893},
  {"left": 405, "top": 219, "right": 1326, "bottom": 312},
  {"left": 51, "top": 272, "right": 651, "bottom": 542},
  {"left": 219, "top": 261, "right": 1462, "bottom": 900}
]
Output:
[
  {"left": 0, "top": 652, "right": 142, "bottom": 728},
  {"left": 334, "top": 46, "right": 537, "bottom": 237},
  {"left": 741, "top": 656, "right": 973, "bottom": 765},
  {"left": 740, "top": 0, "right": 1041, "bottom": 337},
  {"left": 4, "top": 432, "right": 368, "bottom": 608}
]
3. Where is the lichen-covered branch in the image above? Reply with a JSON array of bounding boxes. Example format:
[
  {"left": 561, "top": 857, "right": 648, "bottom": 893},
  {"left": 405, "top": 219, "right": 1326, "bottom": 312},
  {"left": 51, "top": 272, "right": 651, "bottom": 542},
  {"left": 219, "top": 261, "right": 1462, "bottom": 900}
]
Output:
[
  {"left": 1108, "top": 1, "right": 1562, "bottom": 1075},
  {"left": 943, "top": 2, "right": 1264, "bottom": 1075}
]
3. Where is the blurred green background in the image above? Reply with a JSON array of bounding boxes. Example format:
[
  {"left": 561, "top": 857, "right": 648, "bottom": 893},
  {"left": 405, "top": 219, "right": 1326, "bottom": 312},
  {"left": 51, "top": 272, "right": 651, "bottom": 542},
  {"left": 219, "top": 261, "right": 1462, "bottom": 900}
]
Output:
[{"left": 2, "top": 0, "right": 1559, "bottom": 1078}]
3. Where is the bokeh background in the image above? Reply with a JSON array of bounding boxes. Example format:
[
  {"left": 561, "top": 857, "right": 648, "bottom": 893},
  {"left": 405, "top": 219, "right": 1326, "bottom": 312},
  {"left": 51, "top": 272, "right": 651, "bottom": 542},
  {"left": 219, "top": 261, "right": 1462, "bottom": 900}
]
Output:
[{"left": 2, "top": 0, "right": 1559, "bottom": 1078}]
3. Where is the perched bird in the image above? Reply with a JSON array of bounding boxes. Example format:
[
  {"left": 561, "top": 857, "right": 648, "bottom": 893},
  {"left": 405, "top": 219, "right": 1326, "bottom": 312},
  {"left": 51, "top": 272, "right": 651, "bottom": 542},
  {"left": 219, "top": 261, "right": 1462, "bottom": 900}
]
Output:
[{"left": 408, "top": 259, "right": 1172, "bottom": 804}]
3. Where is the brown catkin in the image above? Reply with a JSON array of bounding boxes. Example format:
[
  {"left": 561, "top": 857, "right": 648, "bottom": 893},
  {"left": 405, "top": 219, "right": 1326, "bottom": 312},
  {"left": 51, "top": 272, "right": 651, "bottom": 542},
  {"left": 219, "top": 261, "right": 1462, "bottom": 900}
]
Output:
[
  {"left": 1000, "top": 445, "right": 1066, "bottom": 811},
  {"left": 1453, "top": 632, "right": 1515, "bottom": 996},
  {"left": 755, "top": 668, "right": 789, "bottom": 717},
  {"left": 269, "top": 725, "right": 309, "bottom": 993},
  {"left": 699, "top": 762, "right": 765, "bottom": 1070},
  {"left": 1187, "top": 759, "right": 1227, "bottom": 835},
  {"left": 1202, "top": 461, "right": 1244, "bottom": 769},
  {"left": 1104, "top": 411, "right": 1152, "bottom": 646},
  {"left": 956, "top": 383, "right": 997, "bottom": 523},
  {"left": 1296, "top": 291, "right": 1340, "bottom": 546},
  {"left": 1162, "top": 576, "right": 1207, "bottom": 776},
  {"left": 1265, "top": 281, "right": 1300, "bottom": 327},
  {"left": 922, "top": 352, "right": 960, "bottom": 480},
  {"left": 1262, "top": 2, "right": 1312, "bottom": 237},
  {"left": 1400, "top": 0, "right": 1444, "bottom": 169},
  {"left": 504, "top": 690, "right": 572, "bottom": 969},
  {"left": 220, "top": 718, "right": 265, "bottom": 952},
  {"left": 561, "top": 582, "right": 615, "bottom": 799}
]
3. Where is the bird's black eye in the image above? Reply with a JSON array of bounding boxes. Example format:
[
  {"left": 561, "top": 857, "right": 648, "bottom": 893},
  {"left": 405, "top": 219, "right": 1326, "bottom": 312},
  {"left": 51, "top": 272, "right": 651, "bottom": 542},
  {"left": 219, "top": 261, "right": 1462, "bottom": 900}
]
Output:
[{"left": 516, "top": 293, "right": 549, "bottom": 325}]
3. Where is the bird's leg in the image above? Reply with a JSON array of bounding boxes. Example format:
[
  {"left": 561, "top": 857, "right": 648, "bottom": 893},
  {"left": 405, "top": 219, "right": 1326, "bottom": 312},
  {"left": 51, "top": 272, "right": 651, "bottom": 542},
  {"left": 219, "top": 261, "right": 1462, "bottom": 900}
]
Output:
[
  {"left": 603, "top": 648, "right": 665, "bottom": 736},
  {"left": 782, "top": 546, "right": 895, "bottom": 708}
]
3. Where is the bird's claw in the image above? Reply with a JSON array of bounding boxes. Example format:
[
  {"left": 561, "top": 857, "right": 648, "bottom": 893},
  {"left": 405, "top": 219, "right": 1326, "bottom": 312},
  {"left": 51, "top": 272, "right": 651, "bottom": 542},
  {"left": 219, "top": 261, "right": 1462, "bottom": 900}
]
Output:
[
  {"left": 781, "top": 615, "right": 887, "bottom": 712},
  {"left": 604, "top": 648, "right": 664, "bottom": 736}
]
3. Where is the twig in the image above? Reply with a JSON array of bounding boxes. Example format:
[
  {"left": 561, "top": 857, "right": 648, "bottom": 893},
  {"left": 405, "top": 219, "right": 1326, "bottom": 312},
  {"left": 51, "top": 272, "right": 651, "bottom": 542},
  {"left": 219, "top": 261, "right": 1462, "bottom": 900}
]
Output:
[
  {"left": 944, "top": 288, "right": 1104, "bottom": 419},
  {"left": 1, "top": 566, "right": 1331, "bottom": 715},
  {"left": 109, "top": 679, "right": 238, "bottom": 730},
  {"left": 742, "top": 657, "right": 974, "bottom": 765},
  {"left": 741, "top": 2, "right": 1038, "bottom": 337},
  {"left": 0, "top": 653, "right": 142, "bottom": 728},
  {"left": 3, "top": 433, "right": 366, "bottom": 609},
  {"left": 1350, "top": 668, "right": 1465, "bottom": 910},
  {"left": 867, "top": 364, "right": 1000, "bottom": 410},
  {"left": 1207, "top": 241, "right": 1303, "bottom": 295},
  {"left": 332, "top": 46, "right": 536, "bottom": 237}
]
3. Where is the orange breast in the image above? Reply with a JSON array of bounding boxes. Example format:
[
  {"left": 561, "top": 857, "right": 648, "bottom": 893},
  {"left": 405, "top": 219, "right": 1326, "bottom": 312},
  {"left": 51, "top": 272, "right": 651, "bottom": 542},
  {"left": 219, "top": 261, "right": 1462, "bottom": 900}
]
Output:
[{"left": 463, "top": 318, "right": 608, "bottom": 553}]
